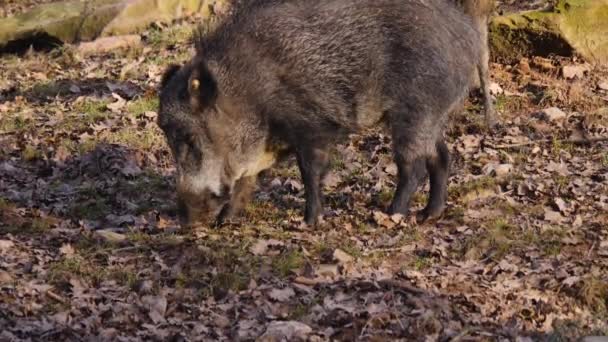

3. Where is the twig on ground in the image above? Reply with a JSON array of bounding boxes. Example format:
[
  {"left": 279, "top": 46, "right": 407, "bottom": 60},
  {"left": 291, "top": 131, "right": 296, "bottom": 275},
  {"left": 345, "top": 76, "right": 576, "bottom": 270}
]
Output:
[
  {"left": 46, "top": 290, "right": 66, "bottom": 304},
  {"left": 487, "top": 136, "right": 608, "bottom": 150},
  {"left": 362, "top": 247, "right": 405, "bottom": 256},
  {"left": 378, "top": 279, "right": 426, "bottom": 295}
]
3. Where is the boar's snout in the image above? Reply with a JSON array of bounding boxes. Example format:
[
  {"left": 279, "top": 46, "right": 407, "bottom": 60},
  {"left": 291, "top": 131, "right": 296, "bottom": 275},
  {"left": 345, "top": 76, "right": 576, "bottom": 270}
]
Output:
[{"left": 176, "top": 182, "right": 231, "bottom": 228}]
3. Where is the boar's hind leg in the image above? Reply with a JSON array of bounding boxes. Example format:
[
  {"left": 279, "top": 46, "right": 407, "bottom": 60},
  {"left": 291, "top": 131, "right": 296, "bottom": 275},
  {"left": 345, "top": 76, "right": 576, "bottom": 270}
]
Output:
[
  {"left": 215, "top": 175, "right": 257, "bottom": 226},
  {"left": 478, "top": 24, "right": 497, "bottom": 129},
  {"left": 417, "top": 139, "right": 450, "bottom": 223},
  {"left": 295, "top": 146, "right": 330, "bottom": 226},
  {"left": 388, "top": 130, "right": 427, "bottom": 216}
]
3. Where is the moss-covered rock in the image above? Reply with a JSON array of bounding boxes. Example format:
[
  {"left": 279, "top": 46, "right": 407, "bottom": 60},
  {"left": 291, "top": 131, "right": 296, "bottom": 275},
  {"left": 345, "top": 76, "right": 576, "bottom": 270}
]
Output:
[
  {"left": 0, "top": 0, "right": 122, "bottom": 48},
  {"left": 490, "top": 0, "right": 608, "bottom": 65},
  {"left": 0, "top": 0, "right": 218, "bottom": 51}
]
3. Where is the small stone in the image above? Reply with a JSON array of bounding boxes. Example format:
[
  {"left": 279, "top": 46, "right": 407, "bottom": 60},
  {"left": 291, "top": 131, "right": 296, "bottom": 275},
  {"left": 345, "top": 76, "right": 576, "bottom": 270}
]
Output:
[
  {"left": 540, "top": 107, "right": 567, "bottom": 122},
  {"left": 598, "top": 81, "right": 608, "bottom": 91},
  {"left": 561, "top": 64, "right": 589, "bottom": 79}
]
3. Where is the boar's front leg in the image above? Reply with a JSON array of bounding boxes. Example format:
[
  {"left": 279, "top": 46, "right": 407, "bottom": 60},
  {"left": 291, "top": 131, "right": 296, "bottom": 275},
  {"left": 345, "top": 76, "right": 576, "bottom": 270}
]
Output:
[
  {"left": 215, "top": 175, "right": 257, "bottom": 226},
  {"left": 295, "top": 146, "right": 330, "bottom": 226}
]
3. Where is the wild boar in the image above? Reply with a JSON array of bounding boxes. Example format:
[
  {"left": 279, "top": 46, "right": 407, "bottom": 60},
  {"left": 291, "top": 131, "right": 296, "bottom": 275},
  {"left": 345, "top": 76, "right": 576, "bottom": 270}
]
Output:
[{"left": 157, "top": 0, "right": 482, "bottom": 228}]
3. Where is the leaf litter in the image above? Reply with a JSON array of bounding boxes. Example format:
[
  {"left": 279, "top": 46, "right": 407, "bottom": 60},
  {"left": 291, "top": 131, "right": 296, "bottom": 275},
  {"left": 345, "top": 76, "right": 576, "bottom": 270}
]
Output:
[{"left": 0, "top": 5, "right": 608, "bottom": 342}]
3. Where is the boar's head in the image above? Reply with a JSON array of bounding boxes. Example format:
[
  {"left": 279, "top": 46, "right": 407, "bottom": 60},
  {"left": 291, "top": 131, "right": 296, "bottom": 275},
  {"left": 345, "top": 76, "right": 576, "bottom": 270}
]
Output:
[{"left": 157, "top": 60, "right": 273, "bottom": 228}]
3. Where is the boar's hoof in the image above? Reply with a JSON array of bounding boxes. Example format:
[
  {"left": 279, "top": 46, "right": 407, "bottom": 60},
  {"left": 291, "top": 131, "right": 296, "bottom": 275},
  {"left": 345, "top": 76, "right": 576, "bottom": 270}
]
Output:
[
  {"left": 214, "top": 205, "right": 237, "bottom": 227},
  {"left": 484, "top": 109, "right": 498, "bottom": 130},
  {"left": 416, "top": 206, "right": 445, "bottom": 224},
  {"left": 303, "top": 214, "right": 325, "bottom": 227},
  {"left": 387, "top": 204, "right": 408, "bottom": 217}
]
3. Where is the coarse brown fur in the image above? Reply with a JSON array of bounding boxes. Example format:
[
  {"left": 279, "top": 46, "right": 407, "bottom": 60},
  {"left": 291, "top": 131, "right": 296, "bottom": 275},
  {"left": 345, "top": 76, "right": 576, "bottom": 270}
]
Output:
[{"left": 158, "top": 0, "right": 483, "bottom": 227}]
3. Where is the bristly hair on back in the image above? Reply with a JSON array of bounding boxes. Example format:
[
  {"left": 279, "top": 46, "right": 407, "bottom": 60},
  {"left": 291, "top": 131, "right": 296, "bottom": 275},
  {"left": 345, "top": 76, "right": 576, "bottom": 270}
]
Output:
[{"left": 193, "top": 0, "right": 292, "bottom": 56}]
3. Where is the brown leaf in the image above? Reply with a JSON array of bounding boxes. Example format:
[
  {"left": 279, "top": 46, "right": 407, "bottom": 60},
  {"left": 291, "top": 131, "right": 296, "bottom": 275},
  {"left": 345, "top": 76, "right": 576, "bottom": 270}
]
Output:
[
  {"left": 106, "top": 93, "right": 126, "bottom": 113},
  {"left": 285, "top": 179, "right": 303, "bottom": 192},
  {"left": 543, "top": 208, "right": 566, "bottom": 224},
  {"left": 546, "top": 161, "right": 570, "bottom": 176},
  {"left": 599, "top": 240, "right": 608, "bottom": 257},
  {"left": 316, "top": 264, "right": 339, "bottom": 278},
  {"left": 59, "top": 243, "right": 75, "bottom": 257},
  {"left": 250, "top": 239, "right": 284, "bottom": 256},
  {"left": 258, "top": 321, "right": 312, "bottom": 341},
  {"left": 373, "top": 210, "right": 396, "bottom": 229},
  {"left": 322, "top": 171, "right": 341, "bottom": 188},
  {"left": 562, "top": 276, "right": 581, "bottom": 287},
  {"left": 553, "top": 197, "right": 568, "bottom": 213},
  {"left": 385, "top": 163, "right": 398, "bottom": 176},
  {"left": 95, "top": 230, "right": 127, "bottom": 243},
  {"left": 0, "top": 270, "right": 13, "bottom": 284},
  {"left": 141, "top": 295, "right": 167, "bottom": 324},
  {"left": 268, "top": 287, "right": 295, "bottom": 302},
  {"left": 333, "top": 248, "right": 354, "bottom": 264},
  {"left": 0, "top": 239, "right": 14, "bottom": 252}
]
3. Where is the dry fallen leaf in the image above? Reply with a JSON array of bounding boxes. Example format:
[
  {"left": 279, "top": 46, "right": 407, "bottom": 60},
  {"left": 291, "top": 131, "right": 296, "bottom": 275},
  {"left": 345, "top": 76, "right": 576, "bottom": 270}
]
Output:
[
  {"left": 268, "top": 287, "right": 295, "bottom": 302},
  {"left": 95, "top": 230, "right": 127, "bottom": 243},
  {"left": 322, "top": 171, "right": 341, "bottom": 188},
  {"left": 59, "top": 243, "right": 75, "bottom": 257},
  {"left": 0, "top": 270, "right": 13, "bottom": 284},
  {"left": 106, "top": 93, "right": 127, "bottom": 113},
  {"left": 250, "top": 239, "right": 284, "bottom": 256},
  {"left": 544, "top": 208, "right": 566, "bottom": 224},
  {"left": 141, "top": 295, "right": 167, "bottom": 324},
  {"left": 333, "top": 248, "right": 354, "bottom": 264},
  {"left": 258, "top": 321, "right": 312, "bottom": 342},
  {"left": 0, "top": 239, "right": 14, "bottom": 252},
  {"left": 373, "top": 211, "right": 396, "bottom": 229}
]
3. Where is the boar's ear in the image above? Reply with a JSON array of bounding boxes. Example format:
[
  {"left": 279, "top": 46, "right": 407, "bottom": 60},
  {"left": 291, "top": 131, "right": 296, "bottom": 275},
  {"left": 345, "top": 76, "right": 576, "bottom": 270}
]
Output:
[
  {"left": 188, "top": 65, "right": 217, "bottom": 111},
  {"left": 160, "top": 64, "right": 181, "bottom": 89}
]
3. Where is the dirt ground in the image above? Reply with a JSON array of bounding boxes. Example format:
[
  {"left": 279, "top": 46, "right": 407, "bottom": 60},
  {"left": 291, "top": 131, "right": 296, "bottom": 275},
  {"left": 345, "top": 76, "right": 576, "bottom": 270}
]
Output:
[{"left": 1, "top": 2, "right": 607, "bottom": 342}]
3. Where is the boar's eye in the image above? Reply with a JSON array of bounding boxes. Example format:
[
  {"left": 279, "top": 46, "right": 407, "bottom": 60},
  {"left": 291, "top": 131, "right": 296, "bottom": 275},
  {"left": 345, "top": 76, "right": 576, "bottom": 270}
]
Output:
[{"left": 188, "top": 63, "right": 218, "bottom": 111}]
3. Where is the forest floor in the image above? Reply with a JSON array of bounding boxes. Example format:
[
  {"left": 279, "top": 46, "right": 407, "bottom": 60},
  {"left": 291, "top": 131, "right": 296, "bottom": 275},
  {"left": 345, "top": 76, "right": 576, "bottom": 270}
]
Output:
[{"left": 1, "top": 2, "right": 607, "bottom": 341}]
